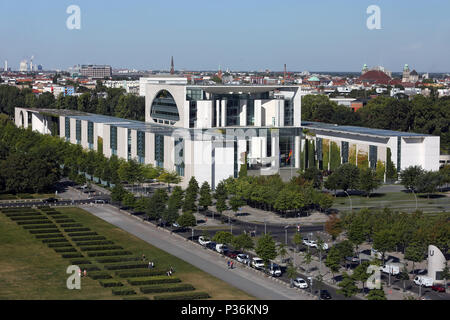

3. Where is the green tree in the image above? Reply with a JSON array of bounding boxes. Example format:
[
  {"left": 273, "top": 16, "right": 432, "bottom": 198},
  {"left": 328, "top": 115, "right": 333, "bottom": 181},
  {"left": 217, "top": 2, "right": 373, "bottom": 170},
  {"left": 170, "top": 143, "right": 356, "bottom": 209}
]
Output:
[
  {"left": 400, "top": 165, "right": 424, "bottom": 192},
  {"left": 162, "top": 201, "right": 179, "bottom": 225},
  {"left": 176, "top": 212, "right": 197, "bottom": 228},
  {"left": 111, "top": 184, "right": 127, "bottom": 202},
  {"left": 169, "top": 186, "right": 184, "bottom": 209},
  {"left": 158, "top": 170, "right": 181, "bottom": 190},
  {"left": 229, "top": 196, "right": 245, "bottom": 215},
  {"left": 146, "top": 188, "right": 168, "bottom": 220},
  {"left": 352, "top": 261, "right": 370, "bottom": 292},
  {"left": 182, "top": 191, "right": 197, "bottom": 214},
  {"left": 212, "top": 231, "right": 234, "bottom": 245},
  {"left": 404, "top": 242, "right": 426, "bottom": 276},
  {"left": 303, "top": 251, "right": 313, "bottom": 273},
  {"left": 397, "top": 265, "right": 410, "bottom": 292},
  {"left": 255, "top": 234, "right": 277, "bottom": 268},
  {"left": 337, "top": 272, "right": 358, "bottom": 298},
  {"left": 415, "top": 171, "right": 443, "bottom": 199},
  {"left": 373, "top": 229, "right": 397, "bottom": 264},
  {"left": 286, "top": 263, "right": 297, "bottom": 287},
  {"left": 325, "top": 247, "right": 342, "bottom": 282},
  {"left": 215, "top": 197, "right": 227, "bottom": 214},
  {"left": 198, "top": 182, "right": 212, "bottom": 210},
  {"left": 359, "top": 167, "right": 382, "bottom": 198},
  {"left": 324, "top": 213, "right": 342, "bottom": 240},
  {"left": 121, "top": 192, "right": 136, "bottom": 208},
  {"left": 232, "top": 232, "right": 254, "bottom": 252},
  {"left": 367, "top": 287, "right": 387, "bottom": 300}
]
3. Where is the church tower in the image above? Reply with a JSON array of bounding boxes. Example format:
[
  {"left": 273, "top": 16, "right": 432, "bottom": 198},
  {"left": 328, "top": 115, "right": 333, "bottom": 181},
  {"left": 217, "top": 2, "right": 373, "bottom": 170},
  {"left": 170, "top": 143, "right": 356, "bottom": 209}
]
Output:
[{"left": 170, "top": 56, "right": 174, "bottom": 74}]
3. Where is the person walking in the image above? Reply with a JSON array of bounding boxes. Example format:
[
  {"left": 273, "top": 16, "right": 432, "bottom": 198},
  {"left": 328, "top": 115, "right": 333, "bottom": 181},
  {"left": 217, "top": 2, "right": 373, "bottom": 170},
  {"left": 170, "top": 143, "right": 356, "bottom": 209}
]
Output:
[
  {"left": 230, "top": 261, "right": 234, "bottom": 269},
  {"left": 83, "top": 269, "right": 87, "bottom": 277},
  {"left": 227, "top": 261, "right": 230, "bottom": 269}
]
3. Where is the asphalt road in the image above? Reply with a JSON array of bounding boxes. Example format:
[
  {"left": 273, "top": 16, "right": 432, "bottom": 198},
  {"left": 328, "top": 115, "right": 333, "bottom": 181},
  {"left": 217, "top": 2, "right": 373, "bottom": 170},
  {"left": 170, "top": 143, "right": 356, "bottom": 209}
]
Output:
[{"left": 81, "top": 204, "right": 316, "bottom": 300}]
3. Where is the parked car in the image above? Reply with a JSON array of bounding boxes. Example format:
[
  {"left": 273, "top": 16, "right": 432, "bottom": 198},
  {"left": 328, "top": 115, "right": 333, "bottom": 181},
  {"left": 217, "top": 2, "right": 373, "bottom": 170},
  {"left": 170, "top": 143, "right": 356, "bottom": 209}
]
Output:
[
  {"left": 267, "top": 263, "right": 282, "bottom": 277},
  {"left": 293, "top": 277, "right": 308, "bottom": 289},
  {"left": 251, "top": 257, "right": 265, "bottom": 270},
  {"left": 205, "top": 241, "right": 216, "bottom": 250},
  {"left": 380, "top": 263, "right": 401, "bottom": 275},
  {"left": 302, "top": 238, "right": 313, "bottom": 246},
  {"left": 215, "top": 243, "right": 229, "bottom": 254},
  {"left": 225, "top": 250, "right": 239, "bottom": 259},
  {"left": 345, "top": 256, "right": 360, "bottom": 263},
  {"left": 236, "top": 254, "right": 250, "bottom": 264},
  {"left": 431, "top": 284, "right": 446, "bottom": 293},
  {"left": 319, "top": 289, "right": 332, "bottom": 300},
  {"left": 198, "top": 236, "right": 211, "bottom": 246},
  {"left": 43, "top": 197, "right": 58, "bottom": 203},
  {"left": 172, "top": 222, "right": 181, "bottom": 228},
  {"left": 309, "top": 240, "right": 329, "bottom": 250},
  {"left": 371, "top": 248, "right": 383, "bottom": 259},
  {"left": 414, "top": 276, "right": 433, "bottom": 287}
]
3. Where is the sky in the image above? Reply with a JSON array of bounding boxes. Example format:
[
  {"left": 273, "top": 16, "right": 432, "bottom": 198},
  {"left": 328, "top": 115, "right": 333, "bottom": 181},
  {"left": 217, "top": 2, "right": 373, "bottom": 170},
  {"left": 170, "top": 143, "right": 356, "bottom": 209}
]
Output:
[{"left": 1, "top": 0, "right": 449, "bottom": 73}]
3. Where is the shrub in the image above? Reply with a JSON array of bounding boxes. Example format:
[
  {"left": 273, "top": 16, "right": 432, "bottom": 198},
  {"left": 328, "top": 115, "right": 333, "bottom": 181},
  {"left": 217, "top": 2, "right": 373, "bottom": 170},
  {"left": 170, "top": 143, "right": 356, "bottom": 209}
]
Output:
[
  {"left": 153, "top": 292, "right": 210, "bottom": 300},
  {"left": 71, "top": 236, "right": 106, "bottom": 242},
  {"left": 36, "top": 234, "right": 65, "bottom": 239},
  {"left": 54, "top": 247, "right": 77, "bottom": 253},
  {"left": 23, "top": 224, "right": 58, "bottom": 229},
  {"left": 127, "top": 276, "right": 181, "bottom": 286},
  {"left": 77, "top": 264, "right": 100, "bottom": 272},
  {"left": 80, "top": 245, "right": 123, "bottom": 252},
  {"left": 103, "top": 262, "right": 148, "bottom": 271},
  {"left": 42, "top": 239, "right": 69, "bottom": 244},
  {"left": 45, "top": 212, "right": 63, "bottom": 216},
  {"left": 64, "top": 228, "right": 90, "bottom": 233},
  {"left": 10, "top": 216, "right": 49, "bottom": 221},
  {"left": 87, "top": 251, "right": 132, "bottom": 258},
  {"left": 55, "top": 219, "right": 76, "bottom": 223},
  {"left": 99, "top": 280, "right": 124, "bottom": 288},
  {"left": 68, "top": 232, "right": 98, "bottom": 237},
  {"left": 29, "top": 229, "right": 61, "bottom": 234},
  {"left": 70, "top": 259, "right": 91, "bottom": 265},
  {"left": 111, "top": 288, "right": 136, "bottom": 296},
  {"left": 5, "top": 212, "right": 42, "bottom": 217},
  {"left": 48, "top": 243, "right": 73, "bottom": 248},
  {"left": 60, "top": 224, "right": 83, "bottom": 228},
  {"left": 89, "top": 272, "right": 112, "bottom": 280},
  {"left": 52, "top": 215, "right": 69, "bottom": 219},
  {"left": 116, "top": 270, "right": 166, "bottom": 278},
  {"left": 139, "top": 284, "right": 194, "bottom": 294},
  {"left": 95, "top": 256, "right": 140, "bottom": 264},
  {"left": 61, "top": 253, "right": 83, "bottom": 259},
  {"left": 75, "top": 241, "right": 114, "bottom": 247}
]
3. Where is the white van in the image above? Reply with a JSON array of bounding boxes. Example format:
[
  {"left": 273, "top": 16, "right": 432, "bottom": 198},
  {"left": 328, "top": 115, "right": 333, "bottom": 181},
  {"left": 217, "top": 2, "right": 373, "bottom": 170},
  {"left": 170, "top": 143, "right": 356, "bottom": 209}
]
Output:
[
  {"left": 380, "top": 263, "right": 400, "bottom": 275},
  {"left": 414, "top": 276, "right": 433, "bottom": 287},
  {"left": 215, "top": 243, "right": 229, "bottom": 254}
]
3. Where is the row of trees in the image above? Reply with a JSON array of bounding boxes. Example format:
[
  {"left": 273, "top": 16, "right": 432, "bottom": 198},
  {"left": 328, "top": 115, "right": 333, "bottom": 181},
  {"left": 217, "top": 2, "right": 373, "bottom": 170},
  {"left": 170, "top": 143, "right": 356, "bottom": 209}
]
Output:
[{"left": 301, "top": 94, "right": 450, "bottom": 153}]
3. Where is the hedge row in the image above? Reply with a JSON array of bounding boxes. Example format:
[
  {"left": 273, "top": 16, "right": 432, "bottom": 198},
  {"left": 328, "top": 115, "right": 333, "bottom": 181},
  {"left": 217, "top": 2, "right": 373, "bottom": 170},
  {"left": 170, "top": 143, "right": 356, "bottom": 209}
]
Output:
[
  {"left": 122, "top": 297, "right": 149, "bottom": 300},
  {"left": 103, "top": 262, "right": 148, "bottom": 271},
  {"left": 53, "top": 215, "right": 69, "bottom": 219},
  {"left": 68, "top": 232, "right": 98, "bottom": 237},
  {"left": 99, "top": 280, "right": 124, "bottom": 288},
  {"left": 28, "top": 229, "right": 61, "bottom": 234},
  {"left": 77, "top": 264, "right": 101, "bottom": 272},
  {"left": 10, "top": 216, "right": 49, "bottom": 221},
  {"left": 127, "top": 276, "right": 181, "bottom": 286},
  {"left": 139, "top": 284, "right": 194, "bottom": 294},
  {"left": 64, "top": 228, "right": 90, "bottom": 232},
  {"left": 95, "top": 256, "right": 140, "bottom": 264},
  {"left": 71, "top": 236, "right": 106, "bottom": 242},
  {"left": 153, "top": 292, "right": 210, "bottom": 300},
  {"left": 17, "top": 220, "right": 54, "bottom": 225},
  {"left": 75, "top": 240, "right": 114, "bottom": 247},
  {"left": 70, "top": 259, "right": 92, "bottom": 265},
  {"left": 43, "top": 240, "right": 69, "bottom": 245},
  {"left": 61, "top": 253, "right": 84, "bottom": 259},
  {"left": 36, "top": 234, "right": 65, "bottom": 239},
  {"left": 45, "top": 212, "right": 63, "bottom": 216},
  {"left": 29, "top": 229, "right": 61, "bottom": 234},
  {"left": 48, "top": 243, "right": 73, "bottom": 248},
  {"left": 54, "top": 247, "right": 77, "bottom": 253},
  {"left": 54, "top": 219, "right": 76, "bottom": 223},
  {"left": 80, "top": 245, "right": 123, "bottom": 252},
  {"left": 89, "top": 272, "right": 112, "bottom": 280},
  {"left": 116, "top": 269, "right": 166, "bottom": 278},
  {"left": 60, "top": 224, "right": 83, "bottom": 228},
  {"left": 23, "top": 225, "right": 58, "bottom": 230},
  {"left": 5, "top": 212, "right": 42, "bottom": 217},
  {"left": 111, "top": 288, "right": 136, "bottom": 296},
  {"left": 87, "top": 250, "right": 132, "bottom": 258}
]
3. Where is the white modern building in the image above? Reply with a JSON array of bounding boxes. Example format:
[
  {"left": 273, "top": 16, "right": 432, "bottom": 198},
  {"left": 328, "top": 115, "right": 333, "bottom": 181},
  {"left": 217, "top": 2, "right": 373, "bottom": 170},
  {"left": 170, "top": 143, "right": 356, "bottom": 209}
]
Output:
[{"left": 14, "top": 83, "right": 440, "bottom": 188}]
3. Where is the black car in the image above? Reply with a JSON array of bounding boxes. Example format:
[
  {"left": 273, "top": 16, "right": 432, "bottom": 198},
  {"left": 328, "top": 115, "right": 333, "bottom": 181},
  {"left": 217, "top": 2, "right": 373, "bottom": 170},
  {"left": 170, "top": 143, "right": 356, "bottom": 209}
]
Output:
[
  {"left": 43, "top": 197, "right": 58, "bottom": 203},
  {"left": 319, "top": 290, "right": 332, "bottom": 300},
  {"left": 205, "top": 242, "right": 217, "bottom": 250}
]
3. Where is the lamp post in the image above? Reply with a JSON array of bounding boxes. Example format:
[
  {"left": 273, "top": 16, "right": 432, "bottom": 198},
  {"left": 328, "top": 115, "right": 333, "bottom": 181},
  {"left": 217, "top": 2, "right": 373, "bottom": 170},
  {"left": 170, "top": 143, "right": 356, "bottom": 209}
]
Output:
[
  {"left": 344, "top": 190, "right": 352, "bottom": 212},
  {"left": 284, "top": 225, "right": 289, "bottom": 245}
]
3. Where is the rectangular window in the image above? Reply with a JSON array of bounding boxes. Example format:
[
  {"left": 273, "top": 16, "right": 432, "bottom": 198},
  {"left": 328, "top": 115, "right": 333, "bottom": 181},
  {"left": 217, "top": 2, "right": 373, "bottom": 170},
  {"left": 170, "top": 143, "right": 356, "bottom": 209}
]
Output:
[
  {"left": 76, "top": 120, "right": 81, "bottom": 144},
  {"left": 155, "top": 134, "right": 164, "bottom": 168},
  {"left": 397, "top": 137, "right": 401, "bottom": 172},
  {"left": 127, "top": 129, "right": 132, "bottom": 160},
  {"left": 137, "top": 131, "right": 145, "bottom": 164},
  {"left": 189, "top": 101, "right": 197, "bottom": 128},
  {"left": 88, "top": 121, "right": 94, "bottom": 149},
  {"left": 110, "top": 126, "right": 117, "bottom": 155},
  {"left": 234, "top": 140, "right": 238, "bottom": 178},
  {"left": 267, "top": 134, "right": 272, "bottom": 158},
  {"left": 175, "top": 138, "right": 184, "bottom": 177},
  {"left": 369, "top": 145, "right": 377, "bottom": 169},
  {"left": 284, "top": 99, "right": 294, "bottom": 126},
  {"left": 65, "top": 118, "right": 70, "bottom": 141},
  {"left": 342, "top": 141, "right": 349, "bottom": 164}
]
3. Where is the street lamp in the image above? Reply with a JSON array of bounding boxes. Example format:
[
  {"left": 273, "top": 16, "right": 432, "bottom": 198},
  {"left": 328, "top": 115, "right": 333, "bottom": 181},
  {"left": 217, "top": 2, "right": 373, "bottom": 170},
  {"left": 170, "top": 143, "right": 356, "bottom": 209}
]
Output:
[
  {"left": 284, "top": 225, "right": 289, "bottom": 245},
  {"left": 264, "top": 219, "right": 267, "bottom": 235},
  {"left": 344, "top": 190, "right": 352, "bottom": 212}
]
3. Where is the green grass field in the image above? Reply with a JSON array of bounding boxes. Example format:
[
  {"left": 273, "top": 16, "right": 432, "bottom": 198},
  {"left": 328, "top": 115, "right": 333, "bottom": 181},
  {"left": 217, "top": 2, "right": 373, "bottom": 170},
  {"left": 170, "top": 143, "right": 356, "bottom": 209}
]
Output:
[{"left": 0, "top": 206, "right": 255, "bottom": 300}]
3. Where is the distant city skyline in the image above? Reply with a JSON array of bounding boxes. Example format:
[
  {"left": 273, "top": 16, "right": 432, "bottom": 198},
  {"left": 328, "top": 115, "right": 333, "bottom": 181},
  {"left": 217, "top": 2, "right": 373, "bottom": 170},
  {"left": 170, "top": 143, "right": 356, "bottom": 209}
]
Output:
[{"left": 1, "top": 0, "right": 450, "bottom": 73}]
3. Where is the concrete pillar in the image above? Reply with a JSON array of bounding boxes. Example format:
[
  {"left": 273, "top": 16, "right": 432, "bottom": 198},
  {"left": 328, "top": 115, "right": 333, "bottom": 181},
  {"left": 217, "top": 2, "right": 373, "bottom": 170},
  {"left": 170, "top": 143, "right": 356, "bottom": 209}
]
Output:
[
  {"left": 216, "top": 100, "right": 220, "bottom": 127},
  {"left": 239, "top": 100, "right": 247, "bottom": 126},
  {"left": 221, "top": 99, "right": 226, "bottom": 127},
  {"left": 295, "top": 135, "right": 300, "bottom": 168}
]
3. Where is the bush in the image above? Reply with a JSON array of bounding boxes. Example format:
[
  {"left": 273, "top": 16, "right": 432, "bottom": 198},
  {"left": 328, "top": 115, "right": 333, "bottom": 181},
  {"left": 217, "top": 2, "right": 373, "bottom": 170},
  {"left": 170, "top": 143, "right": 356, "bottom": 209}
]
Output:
[
  {"left": 89, "top": 272, "right": 112, "bottom": 280},
  {"left": 103, "top": 262, "right": 148, "bottom": 271},
  {"left": 61, "top": 253, "right": 84, "bottom": 259},
  {"left": 55, "top": 219, "right": 76, "bottom": 223},
  {"left": 36, "top": 234, "right": 65, "bottom": 239},
  {"left": 127, "top": 276, "right": 181, "bottom": 286},
  {"left": 54, "top": 247, "right": 77, "bottom": 253},
  {"left": 60, "top": 224, "right": 83, "bottom": 228},
  {"left": 75, "top": 240, "right": 114, "bottom": 247},
  {"left": 80, "top": 245, "right": 123, "bottom": 252},
  {"left": 64, "top": 228, "right": 90, "bottom": 233},
  {"left": 77, "top": 264, "right": 100, "bottom": 272},
  {"left": 22, "top": 224, "right": 58, "bottom": 229},
  {"left": 139, "top": 284, "right": 194, "bottom": 294},
  {"left": 99, "top": 280, "right": 124, "bottom": 288},
  {"left": 116, "top": 270, "right": 166, "bottom": 278},
  {"left": 45, "top": 212, "right": 63, "bottom": 216},
  {"left": 5, "top": 212, "right": 42, "bottom": 217},
  {"left": 111, "top": 288, "right": 136, "bottom": 296},
  {"left": 153, "top": 292, "right": 210, "bottom": 300},
  {"left": 71, "top": 236, "right": 106, "bottom": 242},
  {"left": 68, "top": 232, "right": 98, "bottom": 237},
  {"left": 29, "top": 229, "right": 61, "bottom": 234},
  {"left": 95, "top": 256, "right": 140, "bottom": 264},
  {"left": 70, "top": 259, "right": 91, "bottom": 265},
  {"left": 48, "top": 243, "right": 73, "bottom": 248},
  {"left": 87, "top": 251, "right": 132, "bottom": 258},
  {"left": 53, "top": 215, "right": 69, "bottom": 219},
  {"left": 10, "top": 216, "right": 49, "bottom": 221}
]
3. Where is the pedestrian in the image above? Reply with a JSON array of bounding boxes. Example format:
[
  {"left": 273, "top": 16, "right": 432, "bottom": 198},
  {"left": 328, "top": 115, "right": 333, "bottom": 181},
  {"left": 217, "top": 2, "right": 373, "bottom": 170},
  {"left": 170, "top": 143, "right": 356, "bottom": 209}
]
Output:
[
  {"left": 83, "top": 269, "right": 87, "bottom": 277},
  {"left": 142, "top": 254, "right": 146, "bottom": 261},
  {"left": 151, "top": 262, "right": 154, "bottom": 269},
  {"left": 169, "top": 266, "right": 173, "bottom": 273},
  {"left": 230, "top": 261, "right": 234, "bottom": 269},
  {"left": 227, "top": 261, "right": 230, "bottom": 269},
  {"left": 148, "top": 262, "right": 151, "bottom": 269},
  {"left": 78, "top": 268, "right": 82, "bottom": 278}
]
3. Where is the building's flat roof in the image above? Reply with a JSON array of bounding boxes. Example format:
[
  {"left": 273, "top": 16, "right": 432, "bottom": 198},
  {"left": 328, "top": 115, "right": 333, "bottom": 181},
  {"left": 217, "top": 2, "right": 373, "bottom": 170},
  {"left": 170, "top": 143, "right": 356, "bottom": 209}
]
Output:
[
  {"left": 301, "top": 121, "right": 432, "bottom": 138},
  {"left": 189, "top": 85, "right": 300, "bottom": 94}
]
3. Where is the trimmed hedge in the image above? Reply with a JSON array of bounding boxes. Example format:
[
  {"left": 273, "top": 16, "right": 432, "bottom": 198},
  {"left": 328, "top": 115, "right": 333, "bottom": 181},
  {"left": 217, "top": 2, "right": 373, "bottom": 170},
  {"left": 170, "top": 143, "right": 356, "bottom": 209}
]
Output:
[
  {"left": 54, "top": 219, "right": 76, "bottom": 223},
  {"left": 122, "top": 297, "right": 149, "bottom": 300},
  {"left": 18, "top": 220, "right": 54, "bottom": 225},
  {"left": 23, "top": 225, "right": 58, "bottom": 230},
  {"left": 60, "top": 223, "right": 83, "bottom": 228},
  {"left": 139, "top": 284, "right": 194, "bottom": 294},
  {"left": 99, "top": 280, "right": 124, "bottom": 288},
  {"left": 89, "top": 272, "right": 112, "bottom": 280},
  {"left": 64, "top": 228, "right": 90, "bottom": 232},
  {"left": 5, "top": 212, "right": 42, "bottom": 217},
  {"left": 95, "top": 256, "right": 140, "bottom": 264},
  {"left": 68, "top": 232, "right": 98, "bottom": 237},
  {"left": 53, "top": 215, "right": 69, "bottom": 219},
  {"left": 103, "top": 262, "right": 148, "bottom": 271},
  {"left": 61, "top": 253, "right": 83, "bottom": 259},
  {"left": 87, "top": 251, "right": 132, "bottom": 258},
  {"left": 71, "top": 236, "right": 106, "bottom": 242},
  {"left": 116, "top": 270, "right": 166, "bottom": 278},
  {"left": 36, "top": 234, "right": 65, "bottom": 239},
  {"left": 112, "top": 288, "right": 136, "bottom": 296},
  {"left": 77, "top": 264, "right": 100, "bottom": 272},
  {"left": 41, "top": 238, "right": 68, "bottom": 244},
  {"left": 75, "top": 241, "right": 114, "bottom": 247},
  {"left": 48, "top": 243, "right": 73, "bottom": 248},
  {"left": 127, "top": 276, "right": 181, "bottom": 286},
  {"left": 54, "top": 248, "right": 77, "bottom": 253},
  {"left": 10, "top": 216, "right": 49, "bottom": 221},
  {"left": 45, "top": 212, "right": 63, "bottom": 216},
  {"left": 80, "top": 245, "right": 123, "bottom": 252},
  {"left": 70, "top": 259, "right": 92, "bottom": 265},
  {"left": 29, "top": 229, "right": 61, "bottom": 234},
  {"left": 153, "top": 292, "right": 210, "bottom": 300}
]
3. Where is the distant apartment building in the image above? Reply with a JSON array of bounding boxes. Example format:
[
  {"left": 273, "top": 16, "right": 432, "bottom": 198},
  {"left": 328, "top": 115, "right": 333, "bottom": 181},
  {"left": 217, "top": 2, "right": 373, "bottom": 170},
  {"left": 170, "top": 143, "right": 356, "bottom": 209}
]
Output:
[{"left": 80, "top": 65, "right": 112, "bottom": 79}]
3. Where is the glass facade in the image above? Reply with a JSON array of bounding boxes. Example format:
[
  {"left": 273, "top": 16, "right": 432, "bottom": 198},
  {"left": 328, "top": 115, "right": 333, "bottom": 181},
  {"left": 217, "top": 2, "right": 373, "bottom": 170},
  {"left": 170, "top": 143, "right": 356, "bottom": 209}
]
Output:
[
  {"left": 317, "top": 138, "right": 323, "bottom": 170},
  {"left": 186, "top": 88, "right": 203, "bottom": 101},
  {"left": 284, "top": 99, "right": 294, "bottom": 126},
  {"left": 175, "top": 138, "right": 184, "bottom": 177},
  {"left": 189, "top": 101, "right": 197, "bottom": 128},
  {"left": 88, "top": 121, "right": 94, "bottom": 149},
  {"left": 246, "top": 100, "right": 255, "bottom": 126},
  {"left": 137, "top": 131, "right": 145, "bottom": 164},
  {"left": 397, "top": 137, "right": 401, "bottom": 172},
  {"left": 151, "top": 90, "right": 180, "bottom": 122},
  {"left": 155, "top": 134, "right": 164, "bottom": 168},
  {"left": 65, "top": 118, "right": 70, "bottom": 141},
  {"left": 127, "top": 129, "right": 132, "bottom": 160},
  {"left": 369, "top": 145, "right": 378, "bottom": 169},
  {"left": 225, "top": 96, "right": 240, "bottom": 126},
  {"left": 76, "top": 120, "right": 81, "bottom": 144},
  {"left": 234, "top": 141, "right": 238, "bottom": 178},
  {"left": 110, "top": 126, "right": 117, "bottom": 155},
  {"left": 342, "top": 141, "right": 349, "bottom": 164}
]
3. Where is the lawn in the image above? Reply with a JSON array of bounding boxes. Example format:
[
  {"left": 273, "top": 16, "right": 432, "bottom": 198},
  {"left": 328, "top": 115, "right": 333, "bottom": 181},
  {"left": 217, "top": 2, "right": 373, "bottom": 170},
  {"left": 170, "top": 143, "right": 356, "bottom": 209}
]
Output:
[{"left": 0, "top": 206, "right": 255, "bottom": 300}]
